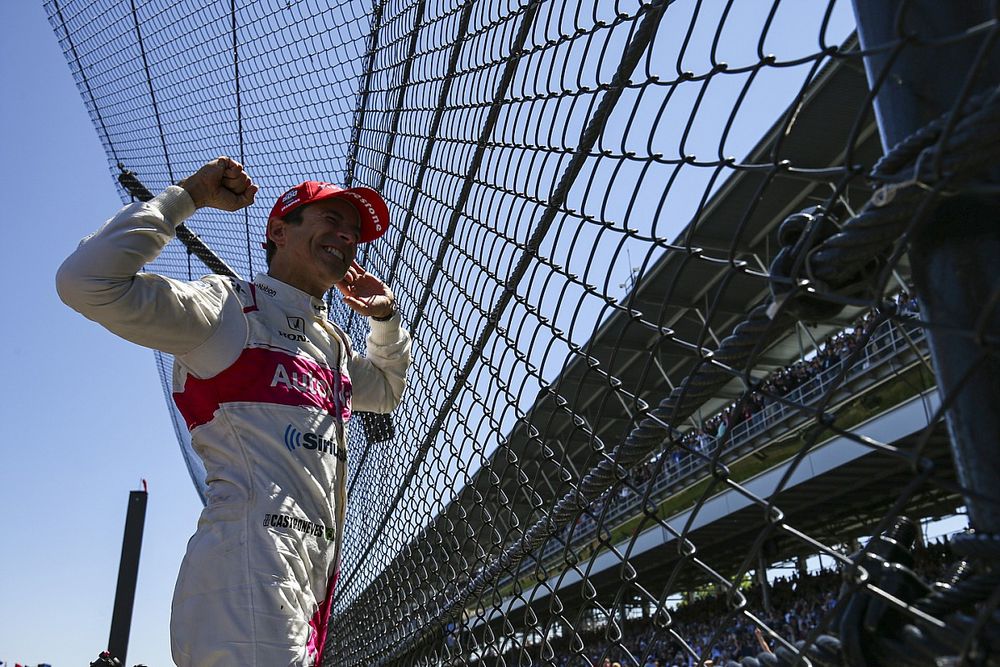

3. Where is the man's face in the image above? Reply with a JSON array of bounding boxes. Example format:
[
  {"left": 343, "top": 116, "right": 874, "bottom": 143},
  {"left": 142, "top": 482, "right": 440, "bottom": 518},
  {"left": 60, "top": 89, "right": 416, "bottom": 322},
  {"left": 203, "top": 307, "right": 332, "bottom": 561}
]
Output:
[{"left": 269, "top": 197, "right": 361, "bottom": 297}]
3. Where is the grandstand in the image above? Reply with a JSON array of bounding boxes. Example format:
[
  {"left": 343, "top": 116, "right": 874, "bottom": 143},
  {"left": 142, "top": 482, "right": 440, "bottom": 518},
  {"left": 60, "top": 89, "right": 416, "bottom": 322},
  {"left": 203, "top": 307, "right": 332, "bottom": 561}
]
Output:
[{"left": 46, "top": 0, "right": 998, "bottom": 665}]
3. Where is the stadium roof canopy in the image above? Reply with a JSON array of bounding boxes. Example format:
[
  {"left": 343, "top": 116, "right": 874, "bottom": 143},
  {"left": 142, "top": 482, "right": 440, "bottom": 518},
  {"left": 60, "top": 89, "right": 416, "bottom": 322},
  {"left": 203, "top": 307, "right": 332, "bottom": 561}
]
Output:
[{"left": 462, "top": 39, "right": 886, "bottom": 549}]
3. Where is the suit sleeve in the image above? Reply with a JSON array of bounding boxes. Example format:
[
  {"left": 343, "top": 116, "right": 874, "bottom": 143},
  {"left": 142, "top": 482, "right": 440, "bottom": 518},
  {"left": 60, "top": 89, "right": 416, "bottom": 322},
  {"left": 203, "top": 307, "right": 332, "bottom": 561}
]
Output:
[
  {"left": 348, "top": 314, "right": 412, "bottom": 414},
  {"left": 56, "top": 185, "right": 244, "bottom": 367}
]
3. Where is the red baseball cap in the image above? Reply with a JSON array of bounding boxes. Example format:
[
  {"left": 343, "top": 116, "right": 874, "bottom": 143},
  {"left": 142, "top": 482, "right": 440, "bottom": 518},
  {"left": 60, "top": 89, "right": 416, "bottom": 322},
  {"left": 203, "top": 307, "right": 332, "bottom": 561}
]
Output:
[{"left": 269, "top": 181, "right": 389, "bottom": 243}]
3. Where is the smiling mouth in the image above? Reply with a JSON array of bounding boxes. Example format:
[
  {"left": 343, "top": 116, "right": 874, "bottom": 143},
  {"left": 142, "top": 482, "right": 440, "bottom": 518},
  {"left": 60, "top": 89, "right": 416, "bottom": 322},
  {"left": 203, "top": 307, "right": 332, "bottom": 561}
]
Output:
[{"left": 322, "top": 246, "right": 345, "bottom": 261}]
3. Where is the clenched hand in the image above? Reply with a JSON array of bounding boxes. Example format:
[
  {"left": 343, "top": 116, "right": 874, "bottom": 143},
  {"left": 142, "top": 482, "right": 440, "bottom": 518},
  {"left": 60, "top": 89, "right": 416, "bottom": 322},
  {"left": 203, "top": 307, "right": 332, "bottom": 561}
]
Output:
[{"left": 179, "top": 156, "right": 258, "bottom": 212}]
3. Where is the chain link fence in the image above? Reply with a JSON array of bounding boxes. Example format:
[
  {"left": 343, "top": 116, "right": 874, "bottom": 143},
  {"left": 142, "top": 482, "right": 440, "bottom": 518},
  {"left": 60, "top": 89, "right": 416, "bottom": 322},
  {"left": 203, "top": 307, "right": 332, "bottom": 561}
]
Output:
[{"left": 46, "top": 0, "right": 999, "bottom": 664}]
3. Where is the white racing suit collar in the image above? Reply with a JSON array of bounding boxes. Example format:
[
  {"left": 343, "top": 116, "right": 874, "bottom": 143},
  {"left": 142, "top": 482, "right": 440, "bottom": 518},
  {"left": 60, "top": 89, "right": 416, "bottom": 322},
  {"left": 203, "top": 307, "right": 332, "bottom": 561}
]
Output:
[{"left": 254, "top": 272, "right": 329, "bottom": 318}]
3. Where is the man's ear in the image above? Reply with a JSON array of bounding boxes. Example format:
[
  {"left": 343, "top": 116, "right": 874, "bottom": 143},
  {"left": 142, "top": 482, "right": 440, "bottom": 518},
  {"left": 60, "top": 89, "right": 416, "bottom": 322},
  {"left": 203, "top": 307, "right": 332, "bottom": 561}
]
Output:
[{"left": 266, "top": 216, "right": 286, "bottom": 247}]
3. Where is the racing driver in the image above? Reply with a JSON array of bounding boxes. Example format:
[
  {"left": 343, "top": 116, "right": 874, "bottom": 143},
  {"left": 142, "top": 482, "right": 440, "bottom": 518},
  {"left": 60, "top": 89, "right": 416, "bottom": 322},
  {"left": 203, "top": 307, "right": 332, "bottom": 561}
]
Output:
[{"left": 57, "top": 157, "right": 412, "bottom": 666}]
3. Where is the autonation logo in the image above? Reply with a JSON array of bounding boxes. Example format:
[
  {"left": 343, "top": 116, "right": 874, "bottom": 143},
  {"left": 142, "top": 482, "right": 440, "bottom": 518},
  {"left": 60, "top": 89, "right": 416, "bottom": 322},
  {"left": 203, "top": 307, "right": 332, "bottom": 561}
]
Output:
[{"left": 283, "top": 425, "right": 346, "bottom": 462}]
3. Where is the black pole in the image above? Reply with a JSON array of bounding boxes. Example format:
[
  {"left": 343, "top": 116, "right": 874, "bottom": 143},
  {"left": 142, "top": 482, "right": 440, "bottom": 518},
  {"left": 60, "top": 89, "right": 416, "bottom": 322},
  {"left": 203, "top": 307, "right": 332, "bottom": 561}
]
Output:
[
  {"left": 117, "top": 165, "right": 239, "bottom": 279},
  {"left": 851, "top": 1, "right": 1000, "bottom": 534},
  {"left": 757, "top": 559, "right": 772, "bottom": 617},
  {"left": 108, "top": 489, "right": 148, "bottom": 665}
]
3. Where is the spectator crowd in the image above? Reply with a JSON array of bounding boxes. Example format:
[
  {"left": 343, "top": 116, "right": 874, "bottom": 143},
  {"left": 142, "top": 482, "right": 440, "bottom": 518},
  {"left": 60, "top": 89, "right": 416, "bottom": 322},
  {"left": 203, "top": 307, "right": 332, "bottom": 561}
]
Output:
[
  {"left": 481, "top": 536, "right": 953, "bottom": 666},
  {"left": 564, "top": 291, "right": 921, "bottom": 545},
  {"left": 666, "top": 290, "right": 919, "bottom": 469}
]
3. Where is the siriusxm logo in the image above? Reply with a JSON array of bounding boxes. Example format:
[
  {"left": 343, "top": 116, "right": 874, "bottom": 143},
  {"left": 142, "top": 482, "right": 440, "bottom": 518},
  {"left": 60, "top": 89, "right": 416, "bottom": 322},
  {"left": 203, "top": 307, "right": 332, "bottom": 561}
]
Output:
[{"left": 283, "top": 425, "right": 347, "bottom": 462}]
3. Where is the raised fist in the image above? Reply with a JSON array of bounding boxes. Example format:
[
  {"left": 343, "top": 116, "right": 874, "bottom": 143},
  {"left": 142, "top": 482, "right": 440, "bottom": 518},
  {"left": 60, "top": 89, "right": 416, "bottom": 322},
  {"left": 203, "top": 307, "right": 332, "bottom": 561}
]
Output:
[{"left": 178, "top": 156, "right": 258, "bottom": 212}]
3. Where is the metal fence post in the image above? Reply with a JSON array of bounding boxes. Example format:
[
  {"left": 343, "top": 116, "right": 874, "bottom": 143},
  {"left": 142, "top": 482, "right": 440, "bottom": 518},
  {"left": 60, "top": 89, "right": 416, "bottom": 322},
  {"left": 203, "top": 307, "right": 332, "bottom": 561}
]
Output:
[
  {"left": 851, "top": 0, "right": 1000, "bottom": 533},
  {"left": 108, "top": 487, "right": 148, "bottom": 665}
]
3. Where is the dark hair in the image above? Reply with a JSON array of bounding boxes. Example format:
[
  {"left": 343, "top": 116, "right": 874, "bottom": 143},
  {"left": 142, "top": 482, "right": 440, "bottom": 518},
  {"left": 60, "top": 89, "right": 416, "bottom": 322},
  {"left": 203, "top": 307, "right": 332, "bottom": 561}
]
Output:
[{"left": 265, "top": 204, "right": 307, "bottom": 266}]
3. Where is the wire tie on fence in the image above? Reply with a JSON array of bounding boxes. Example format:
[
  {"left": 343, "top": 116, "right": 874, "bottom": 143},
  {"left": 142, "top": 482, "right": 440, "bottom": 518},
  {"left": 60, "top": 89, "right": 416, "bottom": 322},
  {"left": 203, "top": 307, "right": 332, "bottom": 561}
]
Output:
[
  {"left": 765, "top": 294, "right": 786, "bottom": 320},
  {"left": 871, "top": 151, "right": 935, "bottom": 207}
]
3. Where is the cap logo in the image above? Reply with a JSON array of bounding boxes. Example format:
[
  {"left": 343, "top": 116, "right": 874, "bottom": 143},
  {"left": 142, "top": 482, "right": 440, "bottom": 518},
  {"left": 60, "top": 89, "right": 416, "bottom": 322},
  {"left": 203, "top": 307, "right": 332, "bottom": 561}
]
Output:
[
  {"left": 278, "top": 188, "right": 302, "bottom": 215},
  {"left": 344, "top": 191, "right": 381, "bottom": 228}
]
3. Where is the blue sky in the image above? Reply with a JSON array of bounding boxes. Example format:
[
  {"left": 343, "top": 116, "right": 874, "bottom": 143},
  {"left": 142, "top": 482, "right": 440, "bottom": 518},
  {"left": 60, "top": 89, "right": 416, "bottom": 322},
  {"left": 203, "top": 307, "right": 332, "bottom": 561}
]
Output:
[{"left": 0, "top": 4, "right": 202, "bottom": 665}]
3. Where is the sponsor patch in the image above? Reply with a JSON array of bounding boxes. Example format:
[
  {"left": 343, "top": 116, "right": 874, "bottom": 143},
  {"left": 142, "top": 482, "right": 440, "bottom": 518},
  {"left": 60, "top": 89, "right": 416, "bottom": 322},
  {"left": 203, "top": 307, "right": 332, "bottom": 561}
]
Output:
[
  {"left": 282, "top": 424, "right": 347, "bottom": 462},
  {"left": 253, "top": 282, "right": 277, "bottom": 297},
  {"left": 263, "top": 512, "right": 335, "bottom": 541}
]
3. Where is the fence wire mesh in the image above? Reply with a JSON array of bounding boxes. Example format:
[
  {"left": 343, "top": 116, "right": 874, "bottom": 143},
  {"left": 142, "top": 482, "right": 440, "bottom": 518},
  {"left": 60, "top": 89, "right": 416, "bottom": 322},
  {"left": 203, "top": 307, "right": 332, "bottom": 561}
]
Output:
[{"left": 46, "top": 0, "right": 1000, "bottom": 665}]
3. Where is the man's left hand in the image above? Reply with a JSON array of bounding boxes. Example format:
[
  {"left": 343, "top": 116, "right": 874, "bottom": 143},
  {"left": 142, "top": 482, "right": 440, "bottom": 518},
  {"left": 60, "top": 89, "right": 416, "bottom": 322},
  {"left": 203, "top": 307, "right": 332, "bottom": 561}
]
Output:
[{"left": 336, "top": 261, "right": 396, "bottom": 319}]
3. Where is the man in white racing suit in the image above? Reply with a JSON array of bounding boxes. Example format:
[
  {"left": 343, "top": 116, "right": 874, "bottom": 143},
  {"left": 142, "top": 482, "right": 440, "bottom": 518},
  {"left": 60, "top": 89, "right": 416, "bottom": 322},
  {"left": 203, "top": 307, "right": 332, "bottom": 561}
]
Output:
[{"left": 57, "top": 157, "right": 412, "bottom": 666}]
